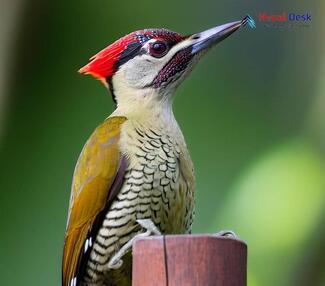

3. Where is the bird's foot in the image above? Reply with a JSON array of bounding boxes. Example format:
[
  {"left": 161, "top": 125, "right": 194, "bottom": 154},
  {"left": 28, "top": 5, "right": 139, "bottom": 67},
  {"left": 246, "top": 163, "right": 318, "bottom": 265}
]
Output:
[
  {"left": 107, "top": 219, "right": 161, "bottom": 269},
  {"left": 214, "top": 230, "right": 238, "bottom": 238},
  {"left": 136, "top": 219, "right": 161, "bottom": 235}
]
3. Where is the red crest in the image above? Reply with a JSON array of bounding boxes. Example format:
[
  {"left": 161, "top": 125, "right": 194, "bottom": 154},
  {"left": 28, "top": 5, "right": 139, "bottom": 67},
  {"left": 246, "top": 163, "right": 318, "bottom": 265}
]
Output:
[{"left": 79, "top": 29, "right": 184, "bottom": 85}]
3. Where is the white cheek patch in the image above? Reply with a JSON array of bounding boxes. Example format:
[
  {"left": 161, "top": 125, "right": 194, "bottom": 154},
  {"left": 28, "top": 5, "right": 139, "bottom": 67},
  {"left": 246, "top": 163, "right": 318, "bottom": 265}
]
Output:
[
  {"left": 117, "top": 38, "right": 195, "bottom": 89},
  {"left": 122, "top": 55, "right": 161, "bottom": 87}
]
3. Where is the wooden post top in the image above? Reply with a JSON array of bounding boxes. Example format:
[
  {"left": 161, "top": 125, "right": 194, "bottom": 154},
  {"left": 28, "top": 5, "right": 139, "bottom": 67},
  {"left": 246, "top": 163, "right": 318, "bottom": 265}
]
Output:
[{"left": 132, "top": 234, "right": 247, "bottom": 286}]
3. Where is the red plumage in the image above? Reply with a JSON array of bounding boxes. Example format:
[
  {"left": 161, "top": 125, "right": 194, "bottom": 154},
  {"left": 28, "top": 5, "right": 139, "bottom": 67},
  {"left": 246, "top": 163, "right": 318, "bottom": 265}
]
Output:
[
  {"left": 78, "top": 32, "right": 136, "bottom": 83},
  {"left": 78, "top": 29, "right": 184, "bottom": 84}
]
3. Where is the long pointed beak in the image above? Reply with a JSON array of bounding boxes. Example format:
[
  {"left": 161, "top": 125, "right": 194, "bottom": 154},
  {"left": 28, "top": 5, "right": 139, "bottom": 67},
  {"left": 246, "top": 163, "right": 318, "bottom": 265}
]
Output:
[{"left": 190, "top": 16, "right": 254, "bottom": 54}]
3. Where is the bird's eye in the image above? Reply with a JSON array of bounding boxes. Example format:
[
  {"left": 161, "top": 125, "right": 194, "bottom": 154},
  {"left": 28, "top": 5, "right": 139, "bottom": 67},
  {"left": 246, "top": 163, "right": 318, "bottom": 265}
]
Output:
[{"left": 149, "top": 41, "right": 168, "bottom": 58}]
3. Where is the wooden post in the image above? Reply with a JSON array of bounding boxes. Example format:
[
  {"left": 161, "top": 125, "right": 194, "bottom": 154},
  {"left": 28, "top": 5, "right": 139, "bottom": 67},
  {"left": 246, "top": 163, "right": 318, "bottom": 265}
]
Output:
[{"left": 132, "top": 234, "right": 247, "bottom": 286}]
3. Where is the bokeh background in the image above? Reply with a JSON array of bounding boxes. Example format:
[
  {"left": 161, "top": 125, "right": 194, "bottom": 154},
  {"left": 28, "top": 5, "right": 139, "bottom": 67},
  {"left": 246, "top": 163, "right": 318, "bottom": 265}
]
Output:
[{"left": 1, "top": 0, "right": 324, "bottom": 285}]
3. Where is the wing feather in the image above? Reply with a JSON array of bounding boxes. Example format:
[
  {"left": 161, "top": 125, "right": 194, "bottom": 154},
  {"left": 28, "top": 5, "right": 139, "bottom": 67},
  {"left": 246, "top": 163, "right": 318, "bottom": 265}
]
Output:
[{"left": 62, "top": 116, "right": 127, "bottom": 286}]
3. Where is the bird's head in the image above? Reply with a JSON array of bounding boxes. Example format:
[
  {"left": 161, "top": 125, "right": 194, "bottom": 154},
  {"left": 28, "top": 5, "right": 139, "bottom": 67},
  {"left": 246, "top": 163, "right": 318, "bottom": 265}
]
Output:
[{"left": 79, "top": 16, "right": 254, "bottom": 114}]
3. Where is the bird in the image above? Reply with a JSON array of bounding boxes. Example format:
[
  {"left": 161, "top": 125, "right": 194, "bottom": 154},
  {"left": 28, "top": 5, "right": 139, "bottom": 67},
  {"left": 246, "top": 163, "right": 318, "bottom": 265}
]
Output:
[{"left": 62, "top": 15, "right": 254, "bottom": 286}]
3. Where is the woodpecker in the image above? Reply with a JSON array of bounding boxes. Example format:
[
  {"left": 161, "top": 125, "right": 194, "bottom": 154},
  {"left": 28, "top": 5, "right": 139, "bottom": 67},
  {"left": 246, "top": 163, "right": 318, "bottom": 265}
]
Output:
[{"left": 62, "top": 16, "right": 254, "bottom": 286}]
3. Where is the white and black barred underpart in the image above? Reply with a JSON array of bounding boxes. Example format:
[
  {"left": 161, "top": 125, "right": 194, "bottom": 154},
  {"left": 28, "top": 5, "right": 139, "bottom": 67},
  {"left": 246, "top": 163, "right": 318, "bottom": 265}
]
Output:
[{"left": 82, "top": 122, "right": 194, "bottom": 285}]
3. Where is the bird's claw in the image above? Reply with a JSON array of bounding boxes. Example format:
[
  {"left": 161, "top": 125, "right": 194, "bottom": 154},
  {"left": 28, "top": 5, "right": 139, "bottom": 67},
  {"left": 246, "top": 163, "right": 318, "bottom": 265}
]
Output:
[
  {"left": 107, "top": 219, "right": 161, "bottom": 269},
  {"left": 107, "top": 258, "right": 123, "bottom": 270},
  {"left": 136, "top": 219, "right": 161, "bottom": 235},
  {"left": 214, "top": 230, "right": 238, "bottom": 238}
]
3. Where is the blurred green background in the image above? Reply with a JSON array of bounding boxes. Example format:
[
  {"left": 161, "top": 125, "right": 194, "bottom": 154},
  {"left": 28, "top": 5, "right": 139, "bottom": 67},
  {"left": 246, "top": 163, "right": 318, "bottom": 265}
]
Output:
[{"left": 1, "top": 0, "right": 324, "bottom": 285}]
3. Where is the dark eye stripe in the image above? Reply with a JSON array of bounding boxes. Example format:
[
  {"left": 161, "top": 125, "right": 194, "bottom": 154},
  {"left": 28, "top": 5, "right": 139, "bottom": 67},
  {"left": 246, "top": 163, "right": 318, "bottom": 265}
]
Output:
[{"left": 113, "top": 41, "right": 143, "bottom": 70}]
